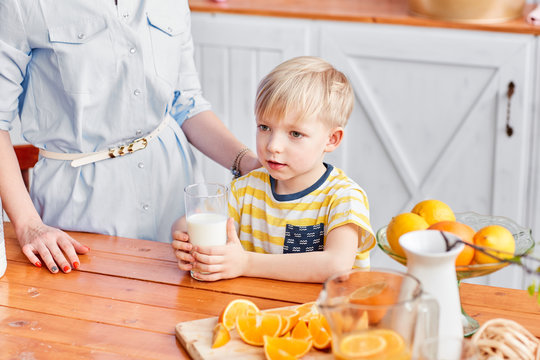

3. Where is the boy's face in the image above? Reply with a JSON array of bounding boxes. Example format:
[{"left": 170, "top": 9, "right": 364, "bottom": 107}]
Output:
[{"left": 256, "top": 111, "right": 342, "bottom": 194}]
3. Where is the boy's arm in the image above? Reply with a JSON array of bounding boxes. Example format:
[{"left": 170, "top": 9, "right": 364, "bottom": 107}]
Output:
[
  {"left": 242, "top": 223, "right": 358, "bottom": 282},
  {"left": 192, "top": 222, "right": 359, "bottom": 283}
]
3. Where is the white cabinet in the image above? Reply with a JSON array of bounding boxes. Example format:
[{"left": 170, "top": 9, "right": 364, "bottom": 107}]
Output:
[
  {"left": 191, "top": 13, "right": 537, "bottom": 289},
  {"left": 317, "top": 22, "right": 536, "bottom": 288},
  {"left": 190, "top": 13, "right": 313, "bottom": 182},
  {"left": 527, "top": 36, "right": 540, "bottom": 288}
]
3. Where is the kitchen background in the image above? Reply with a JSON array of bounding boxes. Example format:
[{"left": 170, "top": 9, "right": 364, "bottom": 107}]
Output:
[{"left": 8, "top": 0, "right": 540, "bottom": 290}]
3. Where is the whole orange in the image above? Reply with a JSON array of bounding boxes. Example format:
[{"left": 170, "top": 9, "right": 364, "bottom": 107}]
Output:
[
  {"left": 428, "top": 221, "right": 475, "bottom": 266},
  {"left": 473, "top": 225, "right": 515, "bottom": 264},
  {"left": 386, "top": 213, "right": 429, "bottom": 258},
  {"left": 411, "top": 199, "right": 455, "bottom": 225}
]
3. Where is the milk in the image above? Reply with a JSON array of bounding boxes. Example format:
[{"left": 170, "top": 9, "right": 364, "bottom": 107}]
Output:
[{"left": 187, "top": 213, "right": 227, "bottom": 247}]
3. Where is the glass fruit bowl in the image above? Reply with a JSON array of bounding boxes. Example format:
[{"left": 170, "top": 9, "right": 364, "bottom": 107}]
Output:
[
  {"left": 376, "top": 211, "right": 534, "bottom": 281},
  {"left": 376, "top": 211, "right": 535, "bottom": 336}
]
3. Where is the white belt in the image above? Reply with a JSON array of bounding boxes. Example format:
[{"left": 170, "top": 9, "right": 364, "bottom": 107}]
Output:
[{"left": 39, "top": 116, "right": 171, "bottom": 167}]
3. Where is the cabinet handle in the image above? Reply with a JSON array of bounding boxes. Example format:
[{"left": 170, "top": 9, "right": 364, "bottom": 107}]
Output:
[{"left": 505, "top": 81, "right": 515, "bottom": 137}]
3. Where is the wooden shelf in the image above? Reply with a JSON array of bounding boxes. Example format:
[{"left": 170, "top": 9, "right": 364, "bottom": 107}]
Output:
[{"left": 189, "top": 0, "right": 540, "bottom": 35}]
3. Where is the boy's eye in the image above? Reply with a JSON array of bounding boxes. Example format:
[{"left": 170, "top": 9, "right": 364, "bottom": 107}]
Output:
[
  {"left": 290, "top": 131, "right": 303, "bottom": 138},
  {"left": 258, "top": 124, "right": 270, "bottom": 131}
]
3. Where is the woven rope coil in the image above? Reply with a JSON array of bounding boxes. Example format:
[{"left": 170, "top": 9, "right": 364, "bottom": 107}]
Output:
[{"left": 471, "top": 319, "right": 539, "bottom": 360}]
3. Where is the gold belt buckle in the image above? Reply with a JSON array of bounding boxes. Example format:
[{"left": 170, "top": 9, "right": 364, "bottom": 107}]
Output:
[{"left": 108, "top": 137, "right": 148, "bottom": 158}]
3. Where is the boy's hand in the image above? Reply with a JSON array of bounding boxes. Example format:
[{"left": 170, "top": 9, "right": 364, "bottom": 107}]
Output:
[
  {"left": 171, "top": 216, "right": 195, "bottom": 271},
  {"left": 172, "top": 230, "right": 195, "bottom": 271},
  {"left": 189, "top": 218, "right": 248, "bottom": 281}
]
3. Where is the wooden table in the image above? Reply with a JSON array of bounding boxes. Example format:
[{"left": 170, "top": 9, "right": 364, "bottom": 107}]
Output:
[{"left": 2, "top": 222, "right": 539, "bottom": 359}]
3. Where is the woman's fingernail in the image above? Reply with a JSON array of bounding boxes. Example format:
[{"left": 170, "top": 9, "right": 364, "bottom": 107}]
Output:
[
  {"left": 35, "top": 261, "right": 42, "bottom": 268},
  {"left": 51, "top": 266, "right": 58, "bottom": 272},
  {"left": 63, "top": 265, "right": 71, "bottom": 272},
  {"left": 73, "top": 262, "right": 80, "bottom": 269},
  {"left": 85, "top": 246, "right": 90, "bottom": 251}
]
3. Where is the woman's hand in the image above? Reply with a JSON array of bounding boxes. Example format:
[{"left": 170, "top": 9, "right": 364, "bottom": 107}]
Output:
[
  {"left": 16, "top": 221, "right": 89, "bottom": 273},
  {"left": 189, "top": 218, "right": 248, "bottom": 281}
]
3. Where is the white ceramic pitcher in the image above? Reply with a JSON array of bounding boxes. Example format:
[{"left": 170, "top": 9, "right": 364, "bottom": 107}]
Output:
[{"left": 400, "top": 230, "right": 464, "bottom": 359}]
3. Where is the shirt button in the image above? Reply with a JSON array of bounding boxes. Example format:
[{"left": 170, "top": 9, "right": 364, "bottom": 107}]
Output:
[
  {"left": 123, "top": 13, "right": 130, "bottom": 19},
  {"left": 78, "top": 33, "right": 85, "bottom": 40},
  {"left": 143, "top": 204, "right": 149, "bottom": 211},
  {"left": 138, "top": 162, "right": 144, "bottom": 169},
  {"left": 167, "top": 27, "right": 173, "bottom": 33},
  {"left": 130, "top": 47, "right": 136, "bottom": 54},
  {"left": 136, "top": 129, "right": 143, "bottom": 136},
  {"left": 133, "top": 89, "right": 141, "bottom": 96}
]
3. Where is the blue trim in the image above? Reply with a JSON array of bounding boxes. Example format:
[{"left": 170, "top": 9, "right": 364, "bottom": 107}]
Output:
[
  {"left": 270, "top": 163, "right": 333, "bottom": 202},
  {"left": 169, "top": 90, "right": 195, "bottom": 127}
]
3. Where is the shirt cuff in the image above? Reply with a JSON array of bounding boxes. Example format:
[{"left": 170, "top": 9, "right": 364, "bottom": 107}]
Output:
[{"left": 0, "top": 112, "right": 17, "bottom": 132}]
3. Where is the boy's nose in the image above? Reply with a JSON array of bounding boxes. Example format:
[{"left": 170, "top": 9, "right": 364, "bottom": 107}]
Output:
[{"left": 266, "top": 134, "right": 283, "bottom": 153}]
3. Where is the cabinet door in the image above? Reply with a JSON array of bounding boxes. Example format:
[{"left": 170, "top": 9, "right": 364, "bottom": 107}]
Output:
[
  {"left": 319, "top": 22, "right": 535, "bottom": 288},
  {"left": 527, "top": 36, "right": 540, "bottom": 289},
  {"left": 190, "top": 13, "right": 311, "bottom": 183}
]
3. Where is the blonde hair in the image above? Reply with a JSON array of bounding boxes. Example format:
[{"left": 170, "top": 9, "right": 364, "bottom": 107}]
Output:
[{"left": 255, "top": 56, "right": 353, "bottom": 128}]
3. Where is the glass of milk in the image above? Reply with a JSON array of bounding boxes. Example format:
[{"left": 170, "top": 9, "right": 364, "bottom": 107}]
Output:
[{"left": 184, "top": 183, "right": 228, "bottom": 278}]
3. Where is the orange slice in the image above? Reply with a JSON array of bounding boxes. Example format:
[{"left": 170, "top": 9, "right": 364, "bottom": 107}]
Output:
[
  {"left": 290, "top": 319, "right": 311, "bottom": 341},
  {"left": 297, "top": 302, "right": 320, "bottom": 323},
  {"left": 264, "top": 346, "right": 296, "bottom": 360},
  {"left": 295, "top": 302, "right": 316, "bottom": 318},
  {"left": 218, "top": 299, "right": 259, "bottom": 330},
  {"left": 320, "top": 314, "right": 331, "bottom": 333},
  {"left": 308, "top": 315, "right": 332, "bottom": 350},
  {"left": 378, "top": 328, "right": 406, "bottom": 356},
  {"left": 349, "top": 281, "right": 387, "bottom": 300},
  {"left": 211, "top": 322, "right": 230, "bottom": 348},
  {"left": 349, "top": 281, "right": 395, "bottom": 324},
  {"left": 264, "top": 308, "right": 300, "bottom": 336},
  {"left": 338, "top": 329, "right": 409, "bottom": 360},
  {"left": 263, "top": 335, "right": 312, "bottom": 360},
  {"left": 340, "top": 331, "right": 386, "bottom": 357},
  {"left": 236, "top": 312, "right": 282, "bottom": 346}
]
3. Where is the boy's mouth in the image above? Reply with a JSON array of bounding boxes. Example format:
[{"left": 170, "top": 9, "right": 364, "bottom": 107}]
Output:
[{"left": 267, "top": 160, "right": 286, "bottom": 170}]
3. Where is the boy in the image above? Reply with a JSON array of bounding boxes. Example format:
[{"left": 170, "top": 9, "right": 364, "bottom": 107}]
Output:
[{"left": 172, "top": 56, "right": 375, "bottom": 282}]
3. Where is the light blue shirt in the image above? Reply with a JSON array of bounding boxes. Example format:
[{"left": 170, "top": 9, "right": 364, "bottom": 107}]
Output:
[{"left": 0, "top": 0, "right": 210, "bottom": 242}]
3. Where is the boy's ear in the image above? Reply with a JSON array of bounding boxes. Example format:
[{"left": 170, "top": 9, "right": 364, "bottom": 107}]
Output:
[{"left": 325, "top": 127, "right": 344, "bottom": 153}]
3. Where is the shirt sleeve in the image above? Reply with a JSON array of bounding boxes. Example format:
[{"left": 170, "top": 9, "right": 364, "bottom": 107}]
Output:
[
  {"left": 327, "top": 186, "right": 376, "bottom": 253},
  {"left": 175, "top": 7, "right": 211, "bottom": 121},
  {"left": 228, "top": 179, "right": 241, "bottom": 234},
  {"left": 0, "top": 0, "right": 32, "bottom": 131}
]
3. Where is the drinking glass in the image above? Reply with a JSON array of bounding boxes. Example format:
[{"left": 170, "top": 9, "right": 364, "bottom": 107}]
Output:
[
  {"left": 420, "top": 336, "right": 480, "bottom": 360},
  {"left": 184, "top": 183, "right": 228, "bottom": 279},
  {"left": 317, "top": 268, "right": 439, "bottom": 360}
]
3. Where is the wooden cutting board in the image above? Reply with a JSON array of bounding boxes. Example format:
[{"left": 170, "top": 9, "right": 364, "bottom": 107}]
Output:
[{"left": 175, "top": 313, "right": 333, "bottom": 359}]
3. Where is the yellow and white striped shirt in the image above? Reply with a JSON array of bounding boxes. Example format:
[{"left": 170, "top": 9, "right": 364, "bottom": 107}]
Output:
[{"left": 229, "top": 164, "right": 375, "bottom": 268}]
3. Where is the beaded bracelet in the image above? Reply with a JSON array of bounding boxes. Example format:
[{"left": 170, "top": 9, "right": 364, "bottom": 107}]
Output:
[{"left": 231, "top": 147, "right": 250, "bottom": 179}]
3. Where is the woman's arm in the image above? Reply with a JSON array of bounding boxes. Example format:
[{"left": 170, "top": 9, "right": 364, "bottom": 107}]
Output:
[
  {"left": 0, "top": 131, "right": 89, "bottom": 273},
  {"left": 181, "top": 110, "right": 260, "bottom": 176},
  {"left": 0, "top": 132, "right": 42, "bottom": 231}
]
